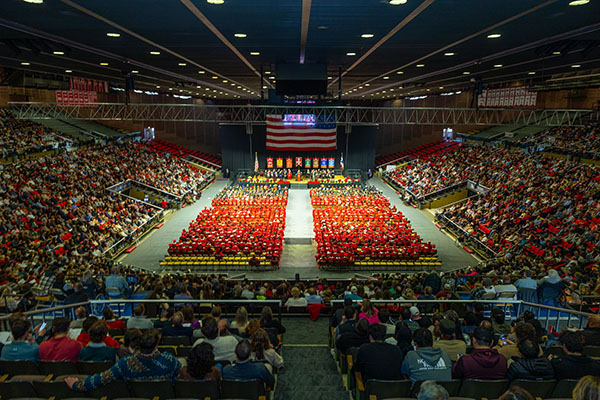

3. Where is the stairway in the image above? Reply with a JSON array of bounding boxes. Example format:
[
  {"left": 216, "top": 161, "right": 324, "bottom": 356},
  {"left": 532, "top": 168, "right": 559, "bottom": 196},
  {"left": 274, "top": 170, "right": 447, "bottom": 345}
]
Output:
[{"left": 274, "top": 346, "right": 350, "bottom": 400}]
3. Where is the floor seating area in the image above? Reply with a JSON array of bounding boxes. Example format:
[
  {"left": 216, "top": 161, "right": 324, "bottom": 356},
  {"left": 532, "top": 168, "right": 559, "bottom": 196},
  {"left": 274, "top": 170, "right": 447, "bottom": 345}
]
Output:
[
  {"left": 145, "top": 139, "right": 222, "bottom": 170},
  {"left": 166, "top": 185, "right": 288, "bottom": 268},
  {"left": 375, "top": 140, "right": 462, "bottom": 168},
  {"left": 311, "top": 186, "right": 437, "bottom": 269}
]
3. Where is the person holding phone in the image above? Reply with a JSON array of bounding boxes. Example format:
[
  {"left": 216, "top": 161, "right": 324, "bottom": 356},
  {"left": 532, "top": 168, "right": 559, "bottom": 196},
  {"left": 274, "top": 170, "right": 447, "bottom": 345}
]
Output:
[{"left": 1, "top": 319, "right": 40, "bottom": 361}]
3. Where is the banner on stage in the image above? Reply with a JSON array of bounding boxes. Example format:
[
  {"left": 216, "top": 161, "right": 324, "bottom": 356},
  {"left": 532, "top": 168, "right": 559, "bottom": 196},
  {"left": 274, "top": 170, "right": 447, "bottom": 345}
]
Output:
[
  {"left": 305, "top": 158, "right": 311, "bottom": 168},
  {"left": 276, "top": 158, "right": 283, "bottom": 168},
  {"left": 267, "top": 157, "right": 273, "bottom": 168},
  {"left": 286, "top": 157, "right": 293, "bottom": 168},
  {"left": 295, "top": 157, "right": 302, "bottom": 167},
  {"left": 328, "top": 158, "right": 335, "bottom": 168},
  {"left": 320, "top": 158, "right": 327, "bottom": 168},
  {"left": 312, "top": 158, "right": 319, "bottom": 168}
]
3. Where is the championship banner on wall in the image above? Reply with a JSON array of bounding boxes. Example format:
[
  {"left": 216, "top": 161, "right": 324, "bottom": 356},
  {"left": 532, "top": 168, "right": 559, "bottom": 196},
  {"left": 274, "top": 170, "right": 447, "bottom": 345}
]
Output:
[
  {"left": 305, "top": 158, "right": 311, "bottom": 168},
  {"left": 320, "top": 158, "right": 327, "bottom": 168},
  {"left": 295, "top": 157, "right": 302, "bottom": 167},
  {"left": 70, "top": 77, "right": 108, "bottom": 93},
  {"left": 328, "top": 158, "right": 335, "bottom": 168},
  {"left": 276, "top": 158, "right": 283, "bottom": 168},
  {"left": 312, "top": 158, "right": 319, "bottom": 168},
  {"left": 478, "top": 86, "right": 537, "bottom": 108},
  {"left": 267, "top": 157, "right": 273, "bottom": 168},
  {"left": 56, "top": 90, "right": 98, "bottom": 105},
  {"left": 286, "top": 157, "right": 293, "bottom": 168}
]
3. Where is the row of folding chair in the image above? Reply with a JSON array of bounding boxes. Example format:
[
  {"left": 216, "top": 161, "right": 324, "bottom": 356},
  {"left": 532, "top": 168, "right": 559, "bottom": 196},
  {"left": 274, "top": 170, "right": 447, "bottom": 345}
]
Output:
[
  {"left": 0, "top": 361, "right": 113, "bottom": 378},
  {"left": 0, "top": 378, "right": 268, "bottom": 400}
]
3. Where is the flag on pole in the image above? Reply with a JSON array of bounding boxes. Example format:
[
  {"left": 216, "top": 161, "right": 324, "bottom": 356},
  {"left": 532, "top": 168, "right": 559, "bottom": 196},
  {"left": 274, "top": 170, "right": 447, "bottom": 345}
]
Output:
[
  {"left": 340, "top": 153, "right": 344, "bottom": 171},
  {"left": 254, "top": 152, "right": 259, "bottom": 172}
]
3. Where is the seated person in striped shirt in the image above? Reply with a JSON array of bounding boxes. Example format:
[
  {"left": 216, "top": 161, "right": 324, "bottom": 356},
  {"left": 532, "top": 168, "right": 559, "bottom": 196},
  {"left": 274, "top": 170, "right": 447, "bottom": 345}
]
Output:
[{"left": 65, "top": 329, "right": 180, "bottom": 391}]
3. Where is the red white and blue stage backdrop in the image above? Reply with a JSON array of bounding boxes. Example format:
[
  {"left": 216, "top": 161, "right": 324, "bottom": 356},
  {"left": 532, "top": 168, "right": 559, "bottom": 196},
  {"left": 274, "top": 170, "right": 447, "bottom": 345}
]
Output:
[{"left": 266, "top": 114, "right": 337, "bottom": 152}]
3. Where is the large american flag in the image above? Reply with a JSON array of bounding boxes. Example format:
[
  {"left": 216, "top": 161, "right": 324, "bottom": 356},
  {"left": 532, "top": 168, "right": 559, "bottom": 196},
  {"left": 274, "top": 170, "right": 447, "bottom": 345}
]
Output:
[{"left": 266, "top": 114, "right": 337, "bottom": 151}]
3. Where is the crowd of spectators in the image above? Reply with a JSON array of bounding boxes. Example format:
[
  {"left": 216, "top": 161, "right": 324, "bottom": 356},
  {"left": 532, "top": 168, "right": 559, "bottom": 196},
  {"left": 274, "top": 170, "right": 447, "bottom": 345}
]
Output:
[{"left": 543, "top": 125, "right": 600, "bottom": 160}]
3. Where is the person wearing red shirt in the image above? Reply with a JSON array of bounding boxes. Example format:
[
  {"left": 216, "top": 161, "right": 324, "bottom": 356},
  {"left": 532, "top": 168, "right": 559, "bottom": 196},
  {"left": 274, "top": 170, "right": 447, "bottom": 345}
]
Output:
[
  {"left": 77, "top": 316, "right": 120, "bottom": 348},
  {"left": 39, "top": 317, "right": 82, "bottom": 362},
  {"left": 102, "top": 308, "right": 126, "bottom": 332}
]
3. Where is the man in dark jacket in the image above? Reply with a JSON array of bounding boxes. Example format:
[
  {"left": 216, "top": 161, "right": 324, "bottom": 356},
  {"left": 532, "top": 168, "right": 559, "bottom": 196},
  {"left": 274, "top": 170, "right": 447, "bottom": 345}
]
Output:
[
  {"left": 352, "top": 323, "right": 403, "bottom": 382},
  {"left": 401, "top": 328, "right": 452, "bottom": 383},
  {"left": 551, "top": 330, "right": 600, "bottom": 380},
  {"left": 335, "top": 305, "right": 358, "bottom": 339},
  {"left": 337, "top": 318, "right": 369, "bottom": 353},
  {"left": 582, "top": 315, "right": 600, "bottom": 346},
  {"left": 161, "top": 312, "right": 193, "bottom": 338},
  {"left": 453, "top": 326, "right": 507, "bottom": 379},
  {"left": 506, "top": 339, "right": 554, "bottom": 381}
]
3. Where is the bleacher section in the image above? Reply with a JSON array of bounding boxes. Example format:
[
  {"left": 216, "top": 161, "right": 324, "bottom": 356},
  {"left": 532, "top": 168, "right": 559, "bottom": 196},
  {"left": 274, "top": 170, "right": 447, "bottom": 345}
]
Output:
[
  {"left": 146, "top": 139, "right": 222, "bottom": 171},
  {"left": 28, "top": 117, "right": 89, "bottom": 141},
  {"left": 65, "top": 119, "right": 124, "bottom": 138},
  {"left": 375, "top": 140, "right": 461, "bottom": 168}
]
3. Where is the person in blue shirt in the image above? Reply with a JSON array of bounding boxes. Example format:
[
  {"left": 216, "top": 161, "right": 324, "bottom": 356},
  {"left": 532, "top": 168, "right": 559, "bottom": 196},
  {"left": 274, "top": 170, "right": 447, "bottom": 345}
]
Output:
[
  {"left": 1, "top": 319, "right": 39, "bottom": 361},
  {"left": 223, "top": 340, "right": 275, "bottom": 387},
  {"left": 514, "top": 270, "right": 538, "bottom": 290},
  {"left": 344, "top": 286, "right": 362, "bottom": 301},
  {"left": 105, "top": 267, "right": 130, "bottom": 297}
]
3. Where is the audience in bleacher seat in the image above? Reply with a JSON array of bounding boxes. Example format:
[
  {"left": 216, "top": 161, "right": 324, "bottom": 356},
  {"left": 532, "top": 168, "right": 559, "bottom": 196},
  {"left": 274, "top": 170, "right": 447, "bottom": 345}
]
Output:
[
  {"left": 66, "top": 329, "right": 180, "bottom": 391},
  {"left": 337, "top": 318, "right": 370, "bottom": 353},
  {"left": 0, "top": 319, "right": 39, "bottom": 361},
  {"left": 352, "top": 323, "right": 404, "bottom": 381},
  {"left": 77, "top": 316, "right": 119, "bottom": 348},
  {"left": 39, "top": 317, "right": 82, "bottom": 362},
  {"left": 127, "top": 305, "right": 153, "bottom": 330},
  {"left": 179, "top": 342, "right": 221, "bottom": 381},
  {"left": 550, "top": 330, "right": 600, "bottom": 380},
  {"left": 432, "top": 319, "right": 466, "bottom": 361},
  {"left": 259, "top": 306, "right": 286, "bottom": 335},
  {"left": 222, "top": 340, "right": 275, "bottom": 386},
  {"left": 582, "top": 314, "right": 600, "bottom": 346},
  {"left": 453, "top": 326, "right": 507, "bottom": 379},
  {"left": 193, "top": 316, "right": 238, "bottom": 363},
  {"left": 117, "top": 328, "right": 141, "bottom": 359},
  {"left": 573, "top": 375, "right": 600, "bottom": 400},
  {"left": 417, "top": 380, "right": 449, "bottom": 400},
  {"left": 161, "top": 311, "right": 194, "bottom": 338},
  {"left": 401, "top": 328, "right": 452, "bottom": 383},
  {"left": 250, "top": 328, "right": 284, "bottom": 369},
  {"left": 103, "top": 307, "right": 126, "bottom": 332},
  {"left": 496, "top": 322, "right": 541, "bottom": 360}
]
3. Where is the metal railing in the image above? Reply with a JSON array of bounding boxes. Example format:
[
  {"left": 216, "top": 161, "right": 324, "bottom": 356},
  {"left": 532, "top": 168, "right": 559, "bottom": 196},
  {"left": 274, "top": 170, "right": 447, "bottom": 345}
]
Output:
[
  {"left": 435, "top": 214, "right": 498, "bottom": 258},
  {"left": 102, "top": 212, "right": 164, "bottom": 258}
]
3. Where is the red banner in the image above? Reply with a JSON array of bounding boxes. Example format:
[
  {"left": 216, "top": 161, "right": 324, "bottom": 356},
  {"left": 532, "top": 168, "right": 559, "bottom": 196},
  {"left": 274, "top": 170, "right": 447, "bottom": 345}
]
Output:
[
  {"left": 267, "top": 157, "right": 273, "bottom": 168},
  {"left": 56, "top": 90, "right": 97, "bottom": 105},
  {"left": 295, "top": 157, "right": 302, "bottom": 167},
  {"left": 70, "top": 76, "right": 108, "bottom": 93},
  {"left": 286, "top": 157, "right": 293, "bottom": 169}
]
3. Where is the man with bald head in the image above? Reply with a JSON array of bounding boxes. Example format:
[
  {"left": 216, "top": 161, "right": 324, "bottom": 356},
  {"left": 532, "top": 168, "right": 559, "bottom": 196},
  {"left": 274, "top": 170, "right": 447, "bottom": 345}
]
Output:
[{"left": 582, "top": 315, "right": 600, "bottom": 346}]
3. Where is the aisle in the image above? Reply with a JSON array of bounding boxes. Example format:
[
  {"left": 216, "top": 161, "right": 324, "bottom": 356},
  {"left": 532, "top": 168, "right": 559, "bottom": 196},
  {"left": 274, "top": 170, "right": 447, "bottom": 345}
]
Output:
[
  {"left": 120, "top": 180, "right": 229, "bottom": 271},
  {"left": 284, "top": 189, "right": 314, "bottom": 239}
]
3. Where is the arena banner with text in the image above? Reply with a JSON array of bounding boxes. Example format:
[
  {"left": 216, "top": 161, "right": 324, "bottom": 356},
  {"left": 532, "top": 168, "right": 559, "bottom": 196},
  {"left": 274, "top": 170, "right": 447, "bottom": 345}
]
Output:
[
  {"left": 328, "top": 158, "right": 335, "bottom": 168},
  {"left": 69, "top": 76, "right": 108, "bottom": 93},
  {"left": 56, "top": 90, "right": 98, "bottom": 105},
  {"left": 276, "top": 158, "right": 283, "bottom": 168},
  {"left": 477, "top": 86, "right": 537, "bottom": 108},
  {"left": 267, "top": 157, "right": 273, "bottom": 168},
  {"left": 320, "top": 158, "right": 327, "bottom": 168},
  {"left": 313, "top": 158, "right": 319, "bottom": 168},
  {"left": 295, "top": 157, "right": 302, "bottom": 167},
  {"left": 286, "top": 157, "right": 293, "bottom": 169},
  {"left": 305, "top": 158, "right": 311, "bottom": 168}
]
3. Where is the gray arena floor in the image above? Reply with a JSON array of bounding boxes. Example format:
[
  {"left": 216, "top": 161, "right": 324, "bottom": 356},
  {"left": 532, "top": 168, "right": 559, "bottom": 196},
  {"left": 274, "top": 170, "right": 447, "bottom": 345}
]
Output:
[{"left": 121, "top": 177, "right": 478, "bottom": 279}]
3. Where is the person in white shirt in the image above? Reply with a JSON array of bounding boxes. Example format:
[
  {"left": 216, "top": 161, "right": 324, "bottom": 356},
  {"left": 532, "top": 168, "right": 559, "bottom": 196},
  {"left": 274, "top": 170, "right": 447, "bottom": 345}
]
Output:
[
  {"left": 284, "top": 287, "right": 308, "bottom": 308},
  {"left": 193, "top": 317, "right": 238, "bottom": 363}
]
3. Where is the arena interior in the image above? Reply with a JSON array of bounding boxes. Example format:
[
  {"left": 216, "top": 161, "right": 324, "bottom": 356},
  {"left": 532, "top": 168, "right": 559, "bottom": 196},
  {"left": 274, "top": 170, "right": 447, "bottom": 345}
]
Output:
[{"left": 1, "top": 0, "right": 600, "bottom": 399}]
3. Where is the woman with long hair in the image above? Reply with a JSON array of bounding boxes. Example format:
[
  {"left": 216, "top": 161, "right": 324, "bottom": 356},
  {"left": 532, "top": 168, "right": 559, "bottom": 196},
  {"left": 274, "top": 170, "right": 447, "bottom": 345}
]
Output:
[
  {"left": 358, "top": 298, "right": 380, "bottom": 324},
  {"left": 259, "top": 306, "right": 286, "bottom": 334},
  {"left": 573, "top": 376, "right": 600, "bottom": 400},
  {"left": 251, "top": 328, "right": 284, "bottom": 369},
  {"left": 230, "top": 306, "right": 249, "bottom": 333},
  {"left": 180, "top": 342, "right": 221, "bottom": 380}
]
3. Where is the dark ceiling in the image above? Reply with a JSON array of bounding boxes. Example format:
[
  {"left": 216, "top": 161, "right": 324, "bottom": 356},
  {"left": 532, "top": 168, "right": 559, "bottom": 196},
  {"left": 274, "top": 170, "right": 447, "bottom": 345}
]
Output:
[{"left": 0, "top": 0, "right": 599, "bottom": 101}]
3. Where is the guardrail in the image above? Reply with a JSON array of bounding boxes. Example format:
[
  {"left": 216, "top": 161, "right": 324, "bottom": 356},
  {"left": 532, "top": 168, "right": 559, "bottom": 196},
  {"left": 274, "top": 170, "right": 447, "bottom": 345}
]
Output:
[
  {"left": 435, "top": 213, "right": 498, "bottom": 258},
  {"left": 378, "top": 155, "right": 415, "bottom": 169},
  {"left": 102, "top": 211, "right": 164, "bottom": 258}
]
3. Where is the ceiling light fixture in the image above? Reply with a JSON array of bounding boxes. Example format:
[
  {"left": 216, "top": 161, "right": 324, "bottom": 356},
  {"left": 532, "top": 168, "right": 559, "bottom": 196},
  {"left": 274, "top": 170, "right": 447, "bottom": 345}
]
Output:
[
  {"left": 150, "top": 51, "right": 160, "bottom": 55},
  {"left": 99, "top": 62, "right": 109, "bottom": 66},
  {"left": 207, "top": 0, "right": 224, "bottom": 4},
  {"left": 212, "top": 76, "right": 218, "bottom": 79},
  {"left": 327, "top": 76, "right": 332, "bottom": 80},
  {"left": 222, "top": 80, "right": 228, "bottom": 83},
  {"left": 571, "top": 64, "right": 581, "bottom": 68},
  {"left": 389, "top": 0, "right": 407, "bottom": 4},
  {"left": 396, "top": 71, "right": 404, "bottom": 74},
  {"left": 23, "top": 0, "right": 44, "bottom": 3},
  {"left": 53, "top": 51, "right": 64, "bottom": 55},
  {"left": 20, "top": 62, "right": 30, "bottom": 66},
  {"left": 494, "top": 64, "right": 503, "bottom": 67},
  {"left": 234, "top": 33, "right": 247, "bottom": 38},
  {"left": 528, "top": 71, "right": 536, "bottom": 75},
  {"left": 463, "top": 71, "right": 471, "bottom": 75},
  {"left": 487, "top": 33, "right": 501, "bottom": 39},
  {"left": 131, "top": 70, "right": 139, "bottom": 73},
  {"left": 106, "top": 33, "right": 120, "bottom": 37},
  {"left": 569, "top": 0, "right": 589, "bottom": 5},
  {"left": 365, "top": 83, "right": 370, "bottom": 86},
  {"left": 361, "top": 34, "right": 374, "bottom": 38},
  {"left": 250, "top": 52, "right": 260, "bottom": 56},
  {"left": 383, "top": 76, "right": 390, "bottom": 80},
  {"left": 552, "top": 51, "right": 561, "bottom": 55},
  {"left": 198, "top": 70, "right": 205, "bottom": 74},
  {"left": 444, "top": 52, "right": 455, "bottom": 56},
  {"left": 416, "top": 64, "right": 425, "bottom": 67},
  {"left": 346, "top": 52, "right": 356, "bottom": 56},
  {"left": 178, "top": 63, "right": 187, "bottom": 66},
  {"left": 65, "top": 69, "right": 72, "bottom": 73}
]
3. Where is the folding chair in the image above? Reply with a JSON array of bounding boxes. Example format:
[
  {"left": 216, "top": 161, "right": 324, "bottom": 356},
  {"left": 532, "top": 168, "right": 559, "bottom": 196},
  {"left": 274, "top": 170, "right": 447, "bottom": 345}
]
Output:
[
  {"left": 220, "top": 379, "right": 269, "bottom": 400},
  {"left": 510, "top": 379, "right": 557, "bottom": 399},
  {"left": 458, "top": 379, "right": 509, "bottom": 400},
  {"left": 129, "top": 380, "right": 176, "bottom": 399},
  {"left": 174, "top": 379, "right": 220, "bottom": 400},
  {"left": 550, "top": 379, "right": 580, "bottom": 399},
  {"left": 365, "top": 379, "right": 412, "bottom": 400}
]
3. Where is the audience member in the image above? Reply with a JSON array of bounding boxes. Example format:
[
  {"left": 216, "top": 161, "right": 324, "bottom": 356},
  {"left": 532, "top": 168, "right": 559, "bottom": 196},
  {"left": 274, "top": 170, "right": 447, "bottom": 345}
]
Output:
[
  {"left": 550, "top": 331, "right": 600, "bottom": 380},
  {"left": 79, "top": 321, "right": 117, "bottom": 362},
  {"left": 251, "top": 328, "right": 284, "bottom": 369},
  {"left": 193, "top": 317, "right": 238, "bottom": 363},
  {"left": 0, "top": 319, "right": 39, "bottom": 361},
  {"left": 453, "top": 327, "right": 507, "bottom": 379},
  {"left": 127, "top": 305, "right": 153, "bottom": 330},
  {"left": 117, "top": 328, "right": 141, "bottom": 359},
  {"left": 401, "top": 328, "right": 452, "bottom": 383},
  {"left": 179, "top": 342, "right": 221, "bottom": 381},
  {"left": 39, "top": 317, "right": 82, "bottom": 362},
  {"left": 433, "top": 319, "right": 466, "bottom": 361},
  {"left": 162, "top": 312, "right": 194, "bottom": 338},
  {"left": 506, "top": 339, "right": 554, "bottom": 381},
  {"left": 337, "top": 319, "right": 370, "bottom": 353},
  {"left": 352, "top": 324, "right": 403, "bottom": 381},
  {"left": 222, "top": 340, "right": 275, "bottom": 387},
  {"left": 573, "top": 375, "right": 600, "bottom": 400},
  {"left": 418, "top": 380, "right": 449, "bottom": 400}
]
